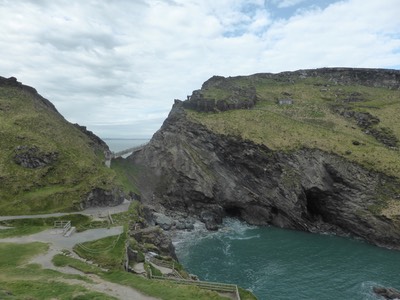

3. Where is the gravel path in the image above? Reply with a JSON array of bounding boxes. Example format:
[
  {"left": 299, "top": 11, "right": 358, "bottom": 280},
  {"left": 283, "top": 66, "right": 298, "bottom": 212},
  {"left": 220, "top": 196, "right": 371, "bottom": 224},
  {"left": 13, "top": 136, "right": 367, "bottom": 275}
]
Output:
[
  {"left": 0, "top": 199, "right": 131, "bottom": 221},
  {"left": 0, "top": 226, "right": 160, "bottom": 300},
  {"left": 0, "top": 199, "right": 162, "bottom": 300},
  {"left": 0, "top": 226, "right": 124, "bottom": 249}
]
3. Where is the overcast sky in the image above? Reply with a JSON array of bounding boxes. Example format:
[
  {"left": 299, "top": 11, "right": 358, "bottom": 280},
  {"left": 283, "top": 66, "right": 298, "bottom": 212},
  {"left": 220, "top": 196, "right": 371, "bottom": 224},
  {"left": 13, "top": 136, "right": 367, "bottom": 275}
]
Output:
[{"left": 1, "top": 0, "right": 399, "bottom": 139}]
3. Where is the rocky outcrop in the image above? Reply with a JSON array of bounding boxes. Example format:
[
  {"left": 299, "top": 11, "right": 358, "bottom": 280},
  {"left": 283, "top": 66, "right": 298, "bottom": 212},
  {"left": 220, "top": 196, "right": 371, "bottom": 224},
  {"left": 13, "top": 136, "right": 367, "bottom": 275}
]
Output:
[
  {"left": 130, "top": 226, "right": 177, "bottom": 260},
  {"left": 0, "top": 76, "right": 59, "bottom": 113},
  {"left": 151, "top": 212, "right": 195, "bottom": 231},
  {"left": 183, "top": 75, "right": 257, "bottom": 112},
  {"left": 333, "top": 107, "right": 398, "bottom": 148},
  {"left": 80, "top": 188, "right": 125, "bottom": 209},
  {"left": 14, "top": 145, "right": 58, "bottom": 168},
  {"left": 130, "top": 99, "right": 400, "bottom": 249},
  {"left": 373, "top": 286, "right": 400, "bottom": 299},
  {"left": 264, "top": 67, "right": 400, "bottom": 89},
  {"left": 73, "top": 124, "right": 110, "bottom": 154}
]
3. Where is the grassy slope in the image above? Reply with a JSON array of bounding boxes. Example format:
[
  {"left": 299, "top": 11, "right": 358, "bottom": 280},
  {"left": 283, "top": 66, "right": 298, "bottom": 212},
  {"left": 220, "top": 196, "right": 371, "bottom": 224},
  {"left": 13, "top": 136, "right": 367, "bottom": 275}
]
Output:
[
  {"left": 0, "top": 202, "right": 257, "bottom": 299},
  {"left": 0, "top": 242, "right": 116, "bottom": 300},
  {"left": 0, "top": 84, "right": 120, "bottom": 215},
  {"left": 188, "top": 75, "right": 400, "bottom": 216},
  {"left": 190, "top": 76, "right": 400, "bottom": 176}
]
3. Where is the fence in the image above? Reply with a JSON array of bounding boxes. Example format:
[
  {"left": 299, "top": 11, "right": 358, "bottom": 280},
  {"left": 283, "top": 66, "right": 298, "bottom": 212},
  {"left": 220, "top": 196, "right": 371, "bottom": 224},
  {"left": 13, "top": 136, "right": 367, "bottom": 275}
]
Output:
[
  {"left": 148, "top": 265, "right": 240, "bottom": 299},
  {"left": 54, "top": 220, "right": 71, "bottom": 235},
  {"left": 148, "top": 256, "right": 174, "bottom": 269}
]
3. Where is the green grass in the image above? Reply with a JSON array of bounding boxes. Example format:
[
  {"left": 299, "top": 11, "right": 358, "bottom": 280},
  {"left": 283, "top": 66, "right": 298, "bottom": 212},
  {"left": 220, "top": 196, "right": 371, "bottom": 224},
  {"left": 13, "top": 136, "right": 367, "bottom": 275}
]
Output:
[
  {"left": 0, "top": 226, "right": 47, "bottom": 238},
  {"left": 52, "top": 254, "right": 231, "bottom": 300},
  {"left": 74, "top": 234, "right": 126, "bottom": 269},
  {"left": 0, "top": 214, "right": 96, "bottom": 237},
  {"left": 0, "top": 242, "right": 116, "bottom": 299},
  {"left": 0, "top": 280, "right": 117, "bottom": 300},
  {"left": 0, "top": 84, "right": 122, "bottom": 215},
  {"left": 110, "top": 157, "right": 141, "bottom": 195},
  {"left": 239, "top": 287, "right": 258, "bottom": 300},
  {"left": 188, "top": 78, "right": 400, "bottom": 178},
  {"left": 53, "top": 254, "right": 101, "bottom": 274},
  {"left": 0, "top": 242, "right": 48, "bottom": 267}
]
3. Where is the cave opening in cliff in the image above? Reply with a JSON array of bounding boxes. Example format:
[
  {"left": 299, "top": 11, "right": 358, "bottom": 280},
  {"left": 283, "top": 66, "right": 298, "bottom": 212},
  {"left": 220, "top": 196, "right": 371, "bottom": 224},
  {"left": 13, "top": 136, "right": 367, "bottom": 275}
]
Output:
[
  {"left": 224, "top": 206, "right": 242, "bottom": 219},
  {"left": 304, "top": 188, "right": 328, "bottom": 222}
]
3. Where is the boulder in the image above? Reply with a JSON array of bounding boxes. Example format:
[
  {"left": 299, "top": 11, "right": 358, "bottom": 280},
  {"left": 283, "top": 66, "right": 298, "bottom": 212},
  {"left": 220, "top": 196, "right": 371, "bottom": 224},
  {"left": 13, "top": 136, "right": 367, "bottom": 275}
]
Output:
[
  {"left": 153, "top": 213, "right": 174, "bottom": 230},
  {"left": 373, "top": 286, "right": 400, "bottom": 299}
]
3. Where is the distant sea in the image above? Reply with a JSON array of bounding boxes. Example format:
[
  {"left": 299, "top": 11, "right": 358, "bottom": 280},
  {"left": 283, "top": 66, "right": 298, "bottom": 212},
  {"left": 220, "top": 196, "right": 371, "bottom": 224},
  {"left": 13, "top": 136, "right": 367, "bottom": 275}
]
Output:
[
  {"left": 102, "top": 138, "right": 150, "bottom": 152},
  {"left": 174, "top": 218, "right": 400, "bottom": 300}
]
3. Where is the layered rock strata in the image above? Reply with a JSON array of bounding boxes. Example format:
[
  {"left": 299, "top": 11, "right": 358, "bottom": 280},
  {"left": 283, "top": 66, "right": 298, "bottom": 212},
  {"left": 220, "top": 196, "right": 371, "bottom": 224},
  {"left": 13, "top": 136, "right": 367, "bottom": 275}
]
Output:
[{"left": 130, "top": 68, "right": 400, "bottom": 249}]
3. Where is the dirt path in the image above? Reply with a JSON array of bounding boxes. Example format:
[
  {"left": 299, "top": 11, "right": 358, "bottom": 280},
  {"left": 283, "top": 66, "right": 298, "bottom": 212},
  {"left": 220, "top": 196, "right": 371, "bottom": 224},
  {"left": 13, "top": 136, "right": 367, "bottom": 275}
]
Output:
[
  {"left": 0, "top": 225, "right": 160, "bottom": 300},
  {"left": 59, "top": 275, "right": 159, "bottom": 300},
  {"left": 0, "top": 199, "right": 131, "bottom": 221},
  {"left": 0, "top": 201, "right": 162, "bottom": 299}
]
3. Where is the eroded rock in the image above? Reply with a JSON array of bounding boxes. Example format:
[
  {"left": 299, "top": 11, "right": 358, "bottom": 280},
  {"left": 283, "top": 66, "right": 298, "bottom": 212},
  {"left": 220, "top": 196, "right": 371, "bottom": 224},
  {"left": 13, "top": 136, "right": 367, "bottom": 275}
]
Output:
[
  {"left": 373, "top": 286, "right": 400, "bottom": 299},
  {"left": 14, "top": 145, "right": 58, "bottom": 168},
  {"left": 130, "top": 98, "right": 400, "bottom": 249}
]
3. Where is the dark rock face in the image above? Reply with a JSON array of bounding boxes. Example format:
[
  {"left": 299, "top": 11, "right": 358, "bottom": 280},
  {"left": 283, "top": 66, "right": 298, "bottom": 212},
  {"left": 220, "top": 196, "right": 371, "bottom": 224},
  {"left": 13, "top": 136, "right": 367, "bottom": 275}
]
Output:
[
  {"left": 130, "top": 99, "right": 400, "bottom": 249},
  {"left": 373, "top": 287, "right": 400, "bottom": 299},
  {"left": 73, "top": 124, "right": 110, "bottom": 153},
  {"left": 183, "top": 75, "right": 258, "bottom": 112},
  {"left": 14, "top": 145, "right": 58, "bottom": 168},
  {"left": 130, "top": 226, "right": 177, "bottom": 260},
  {"left": 81, "top": 188, "right": 124, "bottom": 209}
]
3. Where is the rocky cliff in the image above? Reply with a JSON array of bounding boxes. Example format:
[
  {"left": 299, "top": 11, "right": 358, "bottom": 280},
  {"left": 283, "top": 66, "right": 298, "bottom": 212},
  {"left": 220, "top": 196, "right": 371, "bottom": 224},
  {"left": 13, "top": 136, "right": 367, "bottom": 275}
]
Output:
[{"left": 130, "top": 68, "right": 400, "bottom": 249}]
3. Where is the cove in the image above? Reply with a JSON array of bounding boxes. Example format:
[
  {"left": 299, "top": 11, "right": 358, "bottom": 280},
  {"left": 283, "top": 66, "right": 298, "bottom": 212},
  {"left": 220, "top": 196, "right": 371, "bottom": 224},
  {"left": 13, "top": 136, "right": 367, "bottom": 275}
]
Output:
[{"left": 174, "top": 219, "right": 400, "bottom": 300}]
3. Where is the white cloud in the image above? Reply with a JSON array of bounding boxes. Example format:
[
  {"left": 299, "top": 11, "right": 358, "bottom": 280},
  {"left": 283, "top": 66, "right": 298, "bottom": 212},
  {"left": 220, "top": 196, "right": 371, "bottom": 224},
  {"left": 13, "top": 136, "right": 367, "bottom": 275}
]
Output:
[{"left": 0, "top": 0, "right": 399, "bottom": 139}]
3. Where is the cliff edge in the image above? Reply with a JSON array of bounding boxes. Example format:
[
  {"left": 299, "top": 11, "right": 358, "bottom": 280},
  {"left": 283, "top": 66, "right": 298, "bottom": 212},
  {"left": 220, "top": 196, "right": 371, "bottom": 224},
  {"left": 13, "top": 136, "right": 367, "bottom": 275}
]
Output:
[{"left": 130, "top": 68, "right": 400, "bottom": 249}]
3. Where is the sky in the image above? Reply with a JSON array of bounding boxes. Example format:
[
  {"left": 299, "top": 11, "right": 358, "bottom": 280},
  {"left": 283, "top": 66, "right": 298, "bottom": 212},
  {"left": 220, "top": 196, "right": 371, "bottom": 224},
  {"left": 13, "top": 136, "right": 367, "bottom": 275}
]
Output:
[{"left": 0, "top": 0, "right": 399, "bottom": 139}]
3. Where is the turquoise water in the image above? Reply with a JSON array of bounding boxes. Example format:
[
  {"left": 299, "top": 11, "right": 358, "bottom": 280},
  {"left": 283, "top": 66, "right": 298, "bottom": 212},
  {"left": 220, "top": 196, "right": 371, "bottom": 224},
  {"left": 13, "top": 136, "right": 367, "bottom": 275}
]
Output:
[
  {"left": 103, "top": 139, "right": 150, "bottom": 152},
  {"left": 174, "top": 219, "right": 400, "bottom": 300}
]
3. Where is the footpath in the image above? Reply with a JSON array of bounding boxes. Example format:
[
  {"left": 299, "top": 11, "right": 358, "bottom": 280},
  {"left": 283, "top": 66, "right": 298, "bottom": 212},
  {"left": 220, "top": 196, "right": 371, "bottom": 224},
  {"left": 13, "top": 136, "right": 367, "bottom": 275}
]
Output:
[
  {"left": 0, "top": 200, "right": 131, "bottom": 222},
  {"left": 0, "top": 202, "right": 159, "bottom": 300}
]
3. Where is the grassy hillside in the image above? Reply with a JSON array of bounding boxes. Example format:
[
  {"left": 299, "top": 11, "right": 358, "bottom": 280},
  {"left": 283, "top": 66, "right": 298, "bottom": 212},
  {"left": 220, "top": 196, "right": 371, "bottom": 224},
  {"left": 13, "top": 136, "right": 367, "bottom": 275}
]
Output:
[
  {"left": 0, "top": 78, "right": 121, "bottom": 214},
  {"left": 187, "top": 72, "right": 400, "bottom": 178}
]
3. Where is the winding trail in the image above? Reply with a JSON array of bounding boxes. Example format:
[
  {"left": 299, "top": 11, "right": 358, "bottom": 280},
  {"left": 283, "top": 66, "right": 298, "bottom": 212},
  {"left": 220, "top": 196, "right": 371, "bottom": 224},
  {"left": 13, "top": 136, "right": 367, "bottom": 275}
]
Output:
[
  {"left": 0, "top": 202, "right": 160, "bottom": 300},
  {"left": 0, "top": 200, "right": 132, "bottom": 221}
]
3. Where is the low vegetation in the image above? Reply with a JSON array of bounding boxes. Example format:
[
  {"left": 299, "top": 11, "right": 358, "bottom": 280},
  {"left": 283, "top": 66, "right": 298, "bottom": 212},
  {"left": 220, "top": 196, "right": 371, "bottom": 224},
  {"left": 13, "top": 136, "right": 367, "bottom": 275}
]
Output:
[
  {"left": 0, "top": 83, "right": 126, "bottom": 215},
  {"left": 53, "top": 254, "right": 232, "bottom": 300},
  {"left": 110, "top": 157, "right": 141, "bottom": 195},
  {"left": 74, "top": 234, "right": 126, "bottom": 269},
  {"left": 0, "top": 214, "right": 109, "bottom": 238},
  {"left": 188, "top": 76, "right": 400, "bottom": 178},
  {"left": 0, "top": 200, "right": 256, "bottom": 299},
  {"left": 0, "top": 242, "right": 116, "bottom": 300}
]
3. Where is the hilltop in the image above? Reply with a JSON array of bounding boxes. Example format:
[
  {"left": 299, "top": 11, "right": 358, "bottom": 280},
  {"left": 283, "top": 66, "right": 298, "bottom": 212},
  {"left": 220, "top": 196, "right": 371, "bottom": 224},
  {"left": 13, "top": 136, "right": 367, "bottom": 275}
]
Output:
[
  {"left": 0, "top": 76, "right": 129, "bottom": 215},
  {"left": 131, "top": 68, "right": 400, "bottom": 249}
]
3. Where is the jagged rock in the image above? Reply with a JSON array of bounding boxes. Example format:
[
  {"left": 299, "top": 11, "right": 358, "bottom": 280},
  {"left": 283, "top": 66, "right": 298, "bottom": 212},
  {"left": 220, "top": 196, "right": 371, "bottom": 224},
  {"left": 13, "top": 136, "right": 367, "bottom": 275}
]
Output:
[
  {"left": 73, "top": 124, "right": 110, "bottom": 153},
  {"left": 176, "top": 219, "right": 195, "bottom": 231},
  {"left": 130, "top": 226, "right": 177, "bottom": 259},
  {"left": 14, "top": 145, "right": 58, "bottom": 168},
  {"left": 183, "top": 75, "right": 258, "bottom": 112},
  {"left": 373, "top": 286, "right": 400, "bottom": 299},
  {"left": 153, "top": 212, "right": 174, "bottom": 230},
  {"left": 81, "top": 188, "right": 124, "bottom": 209},
  {"left": 200, "top": 210, "right": 222, "bottom": 231},
  {"left": 130, "top": 95, "right": 400, "bottom": 249}
]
